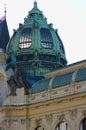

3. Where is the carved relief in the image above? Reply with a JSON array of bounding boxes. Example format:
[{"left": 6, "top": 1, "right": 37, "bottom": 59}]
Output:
[
  {"left": 69, "top": 109, "right": 77, "bottom": 119},
  {"left": 57, "top": 113, "right": 65, "bottom": 121},
  {"left": 5, "top": 119, "right": 11, "bottom": 128},
  {"left": 7, "top": 65, "right": 31, "bottom": 96},
  {"left": 7, "top": 76, "right": 17, "bottom": 96},
  {"left": 82, "top": 110, "right": 86, "bottom": 116},
  {"left": 5, "top": 120, "right": 10, "bottom": 129},
  {"left": 12, "top": 119, "right": 18, "bottom": 125},
  {"left": 46, "top": 114, "right": 53, "bottom": 124},
  {"left": 35, "top": 118, "right": 42, "bottom": 125}
]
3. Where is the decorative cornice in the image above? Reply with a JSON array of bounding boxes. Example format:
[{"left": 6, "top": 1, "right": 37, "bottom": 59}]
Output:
[{"left": 45, "top": 60, "right": 86, "bottom": 78}]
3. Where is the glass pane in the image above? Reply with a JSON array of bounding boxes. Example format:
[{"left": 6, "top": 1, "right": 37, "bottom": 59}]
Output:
[
  {"left": 80, "top": 118, "right": 86, "bottom": 130},
  {"left": 80, "top": 124, "right": 83, "bottom": 130},
  {"left": 40, "top": 28, "right": 54, "bottom": 49},
  {"left": 56, "top": 121, "right": 68, "bottom": 130},
  {"left": 19, "top": 28, "right": 32, "bottom": 48}
]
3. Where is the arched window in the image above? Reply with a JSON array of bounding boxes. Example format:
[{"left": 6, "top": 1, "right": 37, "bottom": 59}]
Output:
[
  {"left": 35, "top": 126, "right": 44, "bottom": 130},
  {"left": 19, "top": 28, "right": 32, "bottom": 49},
  {"left": 80, "top": 118, "right": 86, "bottom": 130},
  {"left": 40, "top": 28, "right": 54, "bottom": 49},
  {"left": 56, "top": 121, "right": 70, "bottom": 130}
]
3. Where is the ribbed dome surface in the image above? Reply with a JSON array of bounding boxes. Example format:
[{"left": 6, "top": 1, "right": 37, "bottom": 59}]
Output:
[{"left": 6, "top": 1, "right": 67, "bottom": 84}]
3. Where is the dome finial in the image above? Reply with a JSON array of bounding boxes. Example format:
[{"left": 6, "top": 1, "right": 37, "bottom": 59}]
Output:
[
  {"left": 4, "top": 4, "right": 7, "bottom": 16},
  {"left": 34, "top": 0, "right": 38, "bottom": 9}
]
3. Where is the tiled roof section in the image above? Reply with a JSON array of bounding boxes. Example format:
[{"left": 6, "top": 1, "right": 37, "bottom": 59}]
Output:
[
  {"left": 0, "top": 16, "right": 10, "bottom": 52},
  {"left": 75, "top": 68, "right": 86, "bottom": 82},
  {"left": 52, "top": 71, "right": 74, "bottom": 88},
  {"left": 31, "top": 78, "right": 50, "bottom": 94},
  {"left": 31, "top": 61, "right": 86, "bottom": 94}
]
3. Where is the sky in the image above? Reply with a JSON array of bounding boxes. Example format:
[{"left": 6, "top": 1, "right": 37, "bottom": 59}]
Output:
[{"left": 0, "top": 0, "right": 86, "bottom": 65}]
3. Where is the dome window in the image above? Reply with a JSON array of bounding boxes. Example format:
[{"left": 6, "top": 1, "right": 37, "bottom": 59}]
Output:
[
  {"left": 19, "top": 28, "right": 32, "bottom": 48},
  {"left": 40, "top": 28, "right": 54, "bottom": 49}
]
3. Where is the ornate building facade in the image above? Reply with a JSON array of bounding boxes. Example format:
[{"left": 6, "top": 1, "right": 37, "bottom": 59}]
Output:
[{"left": 0, "top": 1, "right": 86, "bottom": 130}]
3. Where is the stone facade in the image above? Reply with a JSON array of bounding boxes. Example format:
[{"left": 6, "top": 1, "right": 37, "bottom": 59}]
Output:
[
  {"left": 0, "top": 2, "right": 86, "bottom": 130},
  {"left": 0, "top": 57, "right": 86, "bottom": 130}
]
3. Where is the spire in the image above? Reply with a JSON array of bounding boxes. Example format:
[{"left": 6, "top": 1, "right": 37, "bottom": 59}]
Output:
[
  {"left": 34, "top": 1, "right": 38, "bottom": 9},
  {"left": 0, "top": 4, "right": 6, "bottom": 22},
  {"left": 4, "top": 4, "right": 7, "bottom": 16},
  {"left": 24, "top": 1, "right": 47, "bottom": 25},
  {"left": 0, "top": 6, "right": 10, "bottom": 52}
]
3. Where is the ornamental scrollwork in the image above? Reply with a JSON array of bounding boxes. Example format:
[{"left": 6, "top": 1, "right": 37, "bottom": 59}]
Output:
[
  {"left": 69, "top": 109, "right": 77, "bottom": 119},
  {"left": 46, "top": 114, "right": 53, "bottom": 124},
  {"left": 82, "top": 110, "right": 86, "bottom": 116},
  {"left": 57, "top": 113, "right": 65, "bottom": 121},
  {"left": 35, "top": 118, "right": 42, "bottom": 125}
]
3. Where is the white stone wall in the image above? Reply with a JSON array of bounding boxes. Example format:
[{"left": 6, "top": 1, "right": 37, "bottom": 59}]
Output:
[{"left": 0, "top": 76, "right": 8, "bottom": 104}]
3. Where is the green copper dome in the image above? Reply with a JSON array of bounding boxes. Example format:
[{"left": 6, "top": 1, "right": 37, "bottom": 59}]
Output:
[{"left": 6, "top": 1, "right": 67, "bottom": 85}]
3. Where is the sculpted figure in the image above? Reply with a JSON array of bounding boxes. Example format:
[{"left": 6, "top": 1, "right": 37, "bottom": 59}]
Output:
[{"left": 7, "top": 65, "right": 31, "bottom": 96}]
